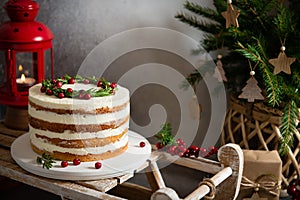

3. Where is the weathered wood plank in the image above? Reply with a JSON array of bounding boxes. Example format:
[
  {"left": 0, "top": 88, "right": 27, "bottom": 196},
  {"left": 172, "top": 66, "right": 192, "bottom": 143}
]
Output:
[
  {"left": 0, "top": 134, "right": 15, "bottom": 149},
  {"left": 161, "top": 152, "right": 222, "bottom": 174},
  {"left": 76, "top": 178, "right": 118, "bottom": 193},
  {"left": 0, "top": 122, "right": 26, "bottom": 138},
  {"left": 116, "top": 173, "right": 134, "bottom": 184},
  {"left": 0, "top": 160, "right": 125, "bottom": 200},
  {"left": 109, "top": 182, "right": 152, "bottom": 200},
  {"left": 0, "top": 148, "right": 14, "bottom": 163}
]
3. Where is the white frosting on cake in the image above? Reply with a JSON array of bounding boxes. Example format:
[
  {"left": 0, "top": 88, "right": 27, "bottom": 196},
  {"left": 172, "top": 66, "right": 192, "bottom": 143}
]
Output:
[{"left": 30, "top": 133, "right": 128, "bottom": 155}]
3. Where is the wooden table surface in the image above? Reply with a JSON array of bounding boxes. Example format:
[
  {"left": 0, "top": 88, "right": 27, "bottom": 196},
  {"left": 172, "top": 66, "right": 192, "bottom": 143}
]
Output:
[{"left": 0, "top": 122, "right": 155, "bottom": 200}]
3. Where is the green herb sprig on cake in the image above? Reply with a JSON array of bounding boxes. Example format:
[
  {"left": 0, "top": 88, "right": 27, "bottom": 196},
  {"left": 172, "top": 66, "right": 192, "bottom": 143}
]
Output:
[{"left": 40, "top": 75, "right": 117, "bottom": 100}]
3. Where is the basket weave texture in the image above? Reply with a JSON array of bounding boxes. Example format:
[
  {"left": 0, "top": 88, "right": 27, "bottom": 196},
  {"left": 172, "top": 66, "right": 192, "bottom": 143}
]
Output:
[{"left": 221, "top": 98, "right": 300, "bottom": 187}]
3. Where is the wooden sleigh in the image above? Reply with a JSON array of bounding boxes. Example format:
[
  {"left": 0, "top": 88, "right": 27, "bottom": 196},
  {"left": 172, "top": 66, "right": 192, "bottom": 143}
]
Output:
[{"left": 110, "top": 143, "right": 244, "bottom": 200}]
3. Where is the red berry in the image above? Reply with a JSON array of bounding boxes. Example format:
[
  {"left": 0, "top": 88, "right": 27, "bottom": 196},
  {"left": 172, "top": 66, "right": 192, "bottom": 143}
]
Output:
[
  {"left": 73, "top": 158, "right": 81, "bottom": 165},
  {"left": 40, "top": 86, "right": 46, "bottom": 93},
  {"left": 209, "top": 146, "right": 218, "bottom": 154},
  {"left": 139, "top": 141, "right": 146, "bottom": 147},
  {"left": 46, "top": 89, "right": 53, "bottom": 95},
  {"left": 176, "top": 138, "right": 184, "bottom": 146},
  {"left": 84, "top": 79, "right": 89, "bottom": 84},
  {"left": 68, "top": 78, "right": 75, "bottom": 84},
  {"left": 67, "top": 88, "right": 73, "bottom": 93},
  {"left": 61, "top": 161, "right": 68, "bottom": 168},
  {"left": 189, "top": 145, "right": 199, "bottom": 151},
  {"left": 58, "top": 92, "right": 65, "bottom": 99},
  {"left": 52, "top": 79, "right": 57, "bottom": 84},
  {"left": 78, "top": 93, "right": 84, "bottom": 99},
  {"left": 95, "top": 162, "right": 102, "bottom": 169},
  {"left": 156, "top": 142, "right": 164, "bottom": 150},
  {"left": 97, "top": 81, "right": 103, "bottom": 87},
  {"left": 56, "top": 81, "right": 63, "bottom": 88},
  {"left": 167, "top": 146, "right": 176, "bottom": 155},
  {"left": 110, "top": 82, "right": 117, "bottom": 89},
  {"left": 84, "top": 93, "right": 91, "bottom": 100}
]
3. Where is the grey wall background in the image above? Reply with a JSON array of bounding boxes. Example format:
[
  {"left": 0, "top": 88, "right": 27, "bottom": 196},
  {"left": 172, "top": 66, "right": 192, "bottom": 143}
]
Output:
[{"left": 0, "top": 0, "right": 229, "bottom": 198}]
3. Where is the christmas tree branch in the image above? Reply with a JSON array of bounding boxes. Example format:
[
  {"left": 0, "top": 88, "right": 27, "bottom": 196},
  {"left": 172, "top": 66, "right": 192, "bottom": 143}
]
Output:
[
  {"left": 175, "top": 13, "right": 222, "bottom": 35},
  {"left": 279, "top": 100, "right": 299, "bottom": 154},
  {"left": 183, "top": 1, "right": 223, "bottom": 23}
]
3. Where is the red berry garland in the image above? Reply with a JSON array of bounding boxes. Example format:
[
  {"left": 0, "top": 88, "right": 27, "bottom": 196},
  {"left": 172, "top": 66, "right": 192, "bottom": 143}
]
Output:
[
  {"left": 155, "top": 123, "right": 218, "bottom": 159},
  {"left": 40, "top": 75, "right": 118, "bottom": 100}
]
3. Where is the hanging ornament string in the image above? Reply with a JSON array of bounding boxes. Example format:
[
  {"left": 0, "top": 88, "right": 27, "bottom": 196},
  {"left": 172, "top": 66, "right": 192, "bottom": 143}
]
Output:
[{"left": 221, "top": 0, "right": 240, "bottom": 28}]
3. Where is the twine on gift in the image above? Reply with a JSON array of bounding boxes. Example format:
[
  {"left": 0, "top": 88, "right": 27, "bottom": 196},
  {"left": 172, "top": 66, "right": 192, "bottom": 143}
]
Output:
[
  {"left": 240, "top": 174, "right": 281, "bottom": 196},
  {"left": 198, "top": 178, "right": 216, "bottom": 200}
]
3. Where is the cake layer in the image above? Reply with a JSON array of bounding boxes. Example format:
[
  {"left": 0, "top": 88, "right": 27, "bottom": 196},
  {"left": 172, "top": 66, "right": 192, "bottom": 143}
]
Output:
[
  {"left": 32, "top": 129, "right": 128, "bottom": 148},
  {"left": 30, "top": 133, "right": 128, "bottom": 155},
  {"left": 28, "top": 103, "right": 130, "bottom": 125},
  {"left": 31, "top": 143, "right": 128, "bottom": 162},
  {"left": 29, "top": 115, "right": 129, "bottom": 133},
  {"left": 29, "top": 83, "right": 129, "bottom": 112},
  {"left": 28, "top": 122, "right": 129, "bottom": 140}
]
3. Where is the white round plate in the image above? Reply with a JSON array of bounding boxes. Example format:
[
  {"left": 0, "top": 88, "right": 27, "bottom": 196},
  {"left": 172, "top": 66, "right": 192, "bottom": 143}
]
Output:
[{"left": 11, "top": 130, "right": 151, "bottom": 180}]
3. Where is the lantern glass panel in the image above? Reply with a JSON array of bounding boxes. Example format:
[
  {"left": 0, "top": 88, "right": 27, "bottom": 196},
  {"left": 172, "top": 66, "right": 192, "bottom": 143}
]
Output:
[
  {"left": 16, "top": 52, "right": 37, "bottom": 92},
  {"left": 0, "top": 52, "right": 6, "bottom": 92},
  {"left": 44, "top": 48, "right": 52, "bottom": 80}
]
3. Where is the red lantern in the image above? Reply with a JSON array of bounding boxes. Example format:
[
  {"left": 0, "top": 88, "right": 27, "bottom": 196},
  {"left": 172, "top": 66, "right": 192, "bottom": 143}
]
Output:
[{"left": 0, "top": 0, "right": 54, "bottom": 130}]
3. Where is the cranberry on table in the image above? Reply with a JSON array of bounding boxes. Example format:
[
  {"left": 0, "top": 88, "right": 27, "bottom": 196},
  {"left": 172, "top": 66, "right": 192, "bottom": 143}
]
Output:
[
  {"left": 95, "top": 162, "right": 102, "bottom": 169},
  {"left": 156, "top": 142, "right": 164, "bottom": 150},
  {"left": 97, "top": 81, "right": 103, "bottom": 87},
  {"left": 73, "top": 158, "right": 81, "bottom": 166},
  {"left": 61, "top": 161, "right": 68, "bottom": 168},
  {"left": 84, "top": 79, "right": 90, "bottom": 84}
]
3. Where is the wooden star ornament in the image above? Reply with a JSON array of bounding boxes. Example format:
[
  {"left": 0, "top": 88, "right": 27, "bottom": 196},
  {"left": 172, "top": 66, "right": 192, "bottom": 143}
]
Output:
[
  {"left": 269, "top": 46, "right": 296, "bottom": 75},
  {"left": 221, "top": 2, "right": 240, "bottom": 28}
]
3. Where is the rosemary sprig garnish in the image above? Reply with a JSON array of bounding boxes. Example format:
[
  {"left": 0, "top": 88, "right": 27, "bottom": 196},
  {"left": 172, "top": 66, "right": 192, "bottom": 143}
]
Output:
[
  {"left": 36, "top": 153, "right": 55, "bottom": 169},
  {"left": 40, "top": 75, "right": 117, "bottom": 99}
]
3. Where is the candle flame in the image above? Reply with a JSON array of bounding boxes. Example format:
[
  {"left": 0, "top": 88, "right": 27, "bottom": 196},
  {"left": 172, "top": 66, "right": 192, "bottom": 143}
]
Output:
[
  {"left": 21, "top": 73, "right": 26, "bottom": 83},
  {"left": 18, "top": 64, "right": 23, "bottom": 72}
]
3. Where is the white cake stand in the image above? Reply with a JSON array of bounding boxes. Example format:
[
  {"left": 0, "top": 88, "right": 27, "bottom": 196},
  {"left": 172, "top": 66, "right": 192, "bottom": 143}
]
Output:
[{"left": 11, "top": 130, "right": 151, "bottom": 180}]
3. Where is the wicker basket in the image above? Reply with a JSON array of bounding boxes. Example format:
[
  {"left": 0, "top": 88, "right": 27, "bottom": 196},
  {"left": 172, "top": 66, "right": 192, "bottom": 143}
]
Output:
[{"left": 221, "top": 98, "right": 300, "bottom": 188}]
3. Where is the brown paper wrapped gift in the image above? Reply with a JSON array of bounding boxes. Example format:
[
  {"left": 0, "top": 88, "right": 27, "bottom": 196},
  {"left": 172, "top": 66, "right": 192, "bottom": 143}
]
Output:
[{"left": 237, "top": 150, "right": 282, "bottom": 200}]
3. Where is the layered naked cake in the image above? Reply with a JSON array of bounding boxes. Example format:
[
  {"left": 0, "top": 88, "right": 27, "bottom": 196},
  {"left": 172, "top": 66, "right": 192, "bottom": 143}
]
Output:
[{"left": 28, "top": 80, "right": 130, "bottom": 162}]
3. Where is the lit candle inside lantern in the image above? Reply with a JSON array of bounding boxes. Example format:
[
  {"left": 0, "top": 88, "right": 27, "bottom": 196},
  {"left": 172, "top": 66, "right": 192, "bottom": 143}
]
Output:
[
  {"left": 18, "top": 64, "right": 23, "bottom": 72},
  {"left": 16, "top": 73, "right": 36, "bottom": 91}
]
